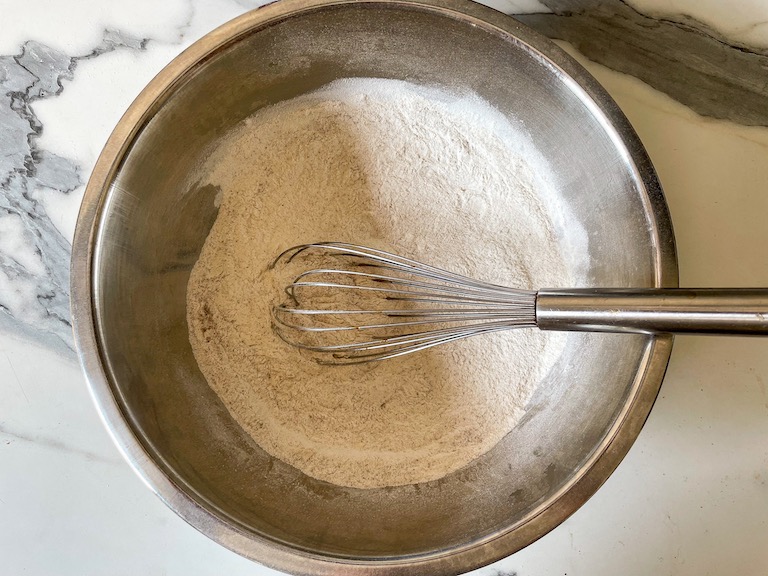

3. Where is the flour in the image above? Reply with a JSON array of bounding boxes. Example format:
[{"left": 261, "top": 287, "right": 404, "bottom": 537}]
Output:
[{"left": 186, "top": 78, "right": 581, "bottom": 489}]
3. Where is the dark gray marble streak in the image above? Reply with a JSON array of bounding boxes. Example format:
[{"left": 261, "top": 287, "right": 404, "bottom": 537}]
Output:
[
  {"left": 518, "top": 0, "right": 768, "bottom": 127},
  {"left": 0, "top": 423, "right": 122, "bottom": 464},
  {"left": 0, "top": 32, "right": 147, "bottom": 356}
]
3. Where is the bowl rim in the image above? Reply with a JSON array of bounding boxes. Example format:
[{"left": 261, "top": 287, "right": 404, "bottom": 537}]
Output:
[{"left": 70, "top": 0, "right": 678, "bottom": 574}]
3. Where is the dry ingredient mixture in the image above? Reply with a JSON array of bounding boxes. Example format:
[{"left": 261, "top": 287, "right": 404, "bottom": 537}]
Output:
[{"left": 187, "top": 78, "right": 581, "bottom": 489}]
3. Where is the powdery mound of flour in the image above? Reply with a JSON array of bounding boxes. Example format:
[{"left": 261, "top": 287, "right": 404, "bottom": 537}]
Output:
[{"left": 186, "top": 78, "right": 575, "bottom": 489}]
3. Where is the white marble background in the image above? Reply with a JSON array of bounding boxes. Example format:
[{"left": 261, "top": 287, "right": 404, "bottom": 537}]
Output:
[{"left": 2, "top": 0, "right": 768, "bottom": 574}]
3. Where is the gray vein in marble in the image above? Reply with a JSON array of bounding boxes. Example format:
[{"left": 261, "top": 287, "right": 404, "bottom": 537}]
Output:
[
  {"left": 0, "top": 31, "right": 148, "bottom": 356},
  {"left": 518, "top": 0, "right": 768, "bottom": 127},
  {"left": 0, "top": 425, "right": 122, "bottom": 465}
]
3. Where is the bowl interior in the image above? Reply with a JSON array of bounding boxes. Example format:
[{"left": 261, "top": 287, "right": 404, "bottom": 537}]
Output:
[{"left": 91, "top": 1, "right": 670, "bottom": 563}]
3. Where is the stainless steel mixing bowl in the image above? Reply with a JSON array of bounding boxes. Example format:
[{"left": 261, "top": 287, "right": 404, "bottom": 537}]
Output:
[{"left": 71, "top": 0, "right": 678, "bottom": 573}]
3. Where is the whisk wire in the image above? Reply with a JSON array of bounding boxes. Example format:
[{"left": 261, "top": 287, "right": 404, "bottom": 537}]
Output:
[
  {"left": 288, "top": 271, "right": 533, "bottom": 304},
  {"left": 279, "top": 243, "right": 532, "bottom": 295},
  {"left": 272, "top": 311, "right": 523, "bottom": 365}
]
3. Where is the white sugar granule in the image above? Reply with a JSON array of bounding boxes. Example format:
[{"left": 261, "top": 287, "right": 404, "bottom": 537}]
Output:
[{"left": 186, "top": 78, "right": 582, "bottom": 489}]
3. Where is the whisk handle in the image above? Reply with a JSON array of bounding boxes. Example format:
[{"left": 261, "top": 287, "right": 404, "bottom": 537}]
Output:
[{"left": 535, "top": 288, "right": 768, "bottom": 335}]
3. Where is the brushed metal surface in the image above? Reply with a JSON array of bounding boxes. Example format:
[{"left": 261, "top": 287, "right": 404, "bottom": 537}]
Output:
[
  {"left": 70, "top": 0, "right": 678, "bottom": 574},
  {"left": 537, "top": 288, "right": 768, "bottom": 334}
]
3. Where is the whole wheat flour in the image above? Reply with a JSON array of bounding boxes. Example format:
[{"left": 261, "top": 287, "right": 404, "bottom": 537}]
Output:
[{"left": 186, "top": 78, "right": 580, "bottom": 489}]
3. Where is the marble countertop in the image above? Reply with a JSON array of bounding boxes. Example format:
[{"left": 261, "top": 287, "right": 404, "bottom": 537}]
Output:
[{"left": 2, "top": 0, "right": 767, "bottom": 574}]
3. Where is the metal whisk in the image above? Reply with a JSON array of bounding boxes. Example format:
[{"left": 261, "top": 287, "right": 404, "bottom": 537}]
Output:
[{"left": 271, "top": 242, "right": 768, "bottom": 365}]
